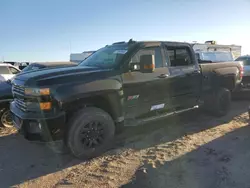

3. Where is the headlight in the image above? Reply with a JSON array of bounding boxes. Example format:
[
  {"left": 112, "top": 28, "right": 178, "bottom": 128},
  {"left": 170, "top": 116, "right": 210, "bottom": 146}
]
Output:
[{"left": 24, "top": 88, "right": 50, "bottom": 96}]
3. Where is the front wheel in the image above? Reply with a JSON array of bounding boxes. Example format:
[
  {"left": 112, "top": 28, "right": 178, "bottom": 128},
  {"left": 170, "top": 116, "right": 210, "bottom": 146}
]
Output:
[
  {"left": 67, "top": 107, "right": 115, "bottom": 159},
  {"left": 0, "top": 108, "right": 13, "bottom": 128}
]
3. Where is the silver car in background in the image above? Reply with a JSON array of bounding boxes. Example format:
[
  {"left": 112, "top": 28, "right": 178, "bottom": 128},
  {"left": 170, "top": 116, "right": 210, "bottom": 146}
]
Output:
[{"left": 235, "top": 55, "right": 250, "bottom": 90}]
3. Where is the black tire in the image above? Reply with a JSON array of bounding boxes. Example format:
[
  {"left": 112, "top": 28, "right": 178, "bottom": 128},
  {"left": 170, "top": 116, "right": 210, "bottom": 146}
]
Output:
[
  {"left": 205, "top": 88, "right": 231, "bottom": 117},
  {"left": 0, "top": 108, "right": 13, "bottom": 128},
  {"left": 67, "top": 107, "right": 115, "bottom": 159}
]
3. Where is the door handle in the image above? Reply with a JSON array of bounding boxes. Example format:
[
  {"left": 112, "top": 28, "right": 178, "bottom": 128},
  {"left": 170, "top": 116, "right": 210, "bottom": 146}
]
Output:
[
  {"left": 193, "top": 70, "right": 200, "bottom": 74},
  {"left": 158, "top": 74, "right": 169, "bottom": 78},
  {"left": 187, "top": 70, "right": 200, "bottom": 76}
]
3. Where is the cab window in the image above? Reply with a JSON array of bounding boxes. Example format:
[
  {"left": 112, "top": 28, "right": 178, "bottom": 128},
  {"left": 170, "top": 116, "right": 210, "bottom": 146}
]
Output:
[
  {"left": 130, "top": 47, "right": 163, "bottom": 68},
  {"left": 166, "top": 46, "right": 193, "bottom": 66}
]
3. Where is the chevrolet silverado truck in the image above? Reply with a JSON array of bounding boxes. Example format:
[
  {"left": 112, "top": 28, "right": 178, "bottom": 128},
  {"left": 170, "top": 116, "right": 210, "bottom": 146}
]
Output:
[{"left": 10, "top": 40, "right": 243, "bottom": 159}]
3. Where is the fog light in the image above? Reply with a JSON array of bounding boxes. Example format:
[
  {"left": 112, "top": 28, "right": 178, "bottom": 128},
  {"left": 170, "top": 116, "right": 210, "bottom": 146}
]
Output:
[{"left": 40, "top": 102, "right": 51, "bottom": 110}]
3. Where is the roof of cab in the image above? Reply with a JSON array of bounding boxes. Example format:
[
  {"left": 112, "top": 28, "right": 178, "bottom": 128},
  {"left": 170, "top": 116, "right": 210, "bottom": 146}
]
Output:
[{"left": 111, "top": 40, "right": 191, "bottom": 48}]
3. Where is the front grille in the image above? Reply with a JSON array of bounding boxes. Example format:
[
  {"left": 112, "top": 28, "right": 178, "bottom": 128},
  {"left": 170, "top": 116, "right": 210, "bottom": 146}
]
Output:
[
  {"left": 12, "top": 84, "right": 25, "bottom": 98},
  {"left": 14, "top": 99, "right": 27, "bottom": 112},
  {"left": 12, "top": 84, "right": 27, "bottom": 111},
  {"left": 12, "top": 83, "right": 52, "bottom": 112}
]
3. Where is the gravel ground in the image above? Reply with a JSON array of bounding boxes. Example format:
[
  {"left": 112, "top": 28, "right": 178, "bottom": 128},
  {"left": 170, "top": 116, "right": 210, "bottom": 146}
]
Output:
[{"left": 0, "top": 100, "right": 250, "bottom": 188}]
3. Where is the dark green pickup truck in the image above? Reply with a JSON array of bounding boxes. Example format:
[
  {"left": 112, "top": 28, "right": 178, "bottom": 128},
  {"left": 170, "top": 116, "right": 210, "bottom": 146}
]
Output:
[{"left": 10, "top": 40, "right": 243, "bottom": 159}]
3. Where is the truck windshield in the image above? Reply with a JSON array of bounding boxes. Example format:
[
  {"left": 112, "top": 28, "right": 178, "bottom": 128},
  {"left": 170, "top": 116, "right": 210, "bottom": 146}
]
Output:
[
  {"left": 201, "top": 52, "right": 234, "bottom": 62},
  {"left": 79, "top": 45, "right": 128, "bottom": 68}
]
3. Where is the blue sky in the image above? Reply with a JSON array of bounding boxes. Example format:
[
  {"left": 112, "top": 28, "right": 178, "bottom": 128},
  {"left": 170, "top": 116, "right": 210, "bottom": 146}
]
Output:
[{"left": 0, "top": 0, "right": 250, "bottom": 62}]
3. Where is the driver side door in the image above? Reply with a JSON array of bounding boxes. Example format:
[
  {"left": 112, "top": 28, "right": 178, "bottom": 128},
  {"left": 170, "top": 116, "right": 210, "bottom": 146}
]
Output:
[{"left": 122, "top": 46, "right": 170, "bottom": 120}]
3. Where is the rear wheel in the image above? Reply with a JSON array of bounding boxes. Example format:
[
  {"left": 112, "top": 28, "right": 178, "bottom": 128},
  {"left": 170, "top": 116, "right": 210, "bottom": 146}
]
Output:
[
  {"left": 67, "top": 107, "right": 115, "bottom": 159},
  {"left": 204, "top": 88, "right": 231, "bottom": 117},
  {"left": 0, "top": 108, "right": 13, "bottom": 128}
]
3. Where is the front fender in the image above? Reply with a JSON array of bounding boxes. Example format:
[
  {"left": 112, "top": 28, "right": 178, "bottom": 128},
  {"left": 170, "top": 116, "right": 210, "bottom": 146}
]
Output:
[
  {"left": 54, "top": 79, "right": 122, "bottom": 103},
  {"left": 54, "top": 79, "right": 124, "bottom": 122}
]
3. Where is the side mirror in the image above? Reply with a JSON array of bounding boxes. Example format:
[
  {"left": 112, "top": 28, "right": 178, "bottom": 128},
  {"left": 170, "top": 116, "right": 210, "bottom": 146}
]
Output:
[{"left": 140, "top": 54, "right": 155, "bottom": 73}]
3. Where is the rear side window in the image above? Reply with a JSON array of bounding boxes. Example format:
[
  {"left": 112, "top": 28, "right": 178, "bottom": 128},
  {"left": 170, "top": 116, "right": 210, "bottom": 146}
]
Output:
[
  {"left": 0, "top": 66, "right": 10, "bottom": 74},
  {"left": 166, "top": 46, "right": 193, "bottom": 66}
]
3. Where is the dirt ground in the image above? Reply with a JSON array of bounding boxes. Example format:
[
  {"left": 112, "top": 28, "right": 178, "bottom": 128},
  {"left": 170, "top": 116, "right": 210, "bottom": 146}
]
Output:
[{"left": 1, "top": 100, "right": 250, "bottom": 188}]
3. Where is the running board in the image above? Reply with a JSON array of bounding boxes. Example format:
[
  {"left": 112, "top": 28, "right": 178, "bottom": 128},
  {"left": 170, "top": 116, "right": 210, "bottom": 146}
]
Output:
[{"left": 124, "top": 105, "right": 199, "bottom": 126}]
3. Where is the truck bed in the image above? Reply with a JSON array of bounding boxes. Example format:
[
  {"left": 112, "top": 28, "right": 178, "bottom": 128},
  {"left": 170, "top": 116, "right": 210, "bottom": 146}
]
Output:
[{"left": 200, "top": 61, "right": 242, "bottom": 91}]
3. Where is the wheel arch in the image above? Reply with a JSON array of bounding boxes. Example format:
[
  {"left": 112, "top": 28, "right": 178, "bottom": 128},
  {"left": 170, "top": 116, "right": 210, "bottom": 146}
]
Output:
[{"left": 62, "top": 91, "right": 124, "bottom": 125}]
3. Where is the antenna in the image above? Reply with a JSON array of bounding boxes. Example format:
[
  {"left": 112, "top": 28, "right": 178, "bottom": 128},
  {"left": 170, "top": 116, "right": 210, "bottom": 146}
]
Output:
[{"left": 69, "top": 41, "right": 72, "bottom": 53}]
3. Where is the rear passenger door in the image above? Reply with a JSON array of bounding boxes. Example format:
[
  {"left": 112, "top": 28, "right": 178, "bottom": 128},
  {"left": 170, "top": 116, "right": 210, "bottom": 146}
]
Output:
[{"left": 164, "top": 44, "right": 201, "bottom": 110}]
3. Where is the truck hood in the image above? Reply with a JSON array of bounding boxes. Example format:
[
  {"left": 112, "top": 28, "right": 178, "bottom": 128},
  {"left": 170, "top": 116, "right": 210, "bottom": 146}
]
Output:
[{"left": 14, "top": 66, "right": 111, "bottom": 86}]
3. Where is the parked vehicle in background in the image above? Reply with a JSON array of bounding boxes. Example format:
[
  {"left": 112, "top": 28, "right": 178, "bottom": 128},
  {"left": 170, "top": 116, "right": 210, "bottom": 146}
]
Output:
[
  {"left": 0, "top": 61, "right": 77, "bottom": 128},
  {"left": 0, "top": 80, "right": 13, "bottom": 127},
  {"left": 235, "top": 55, "right": 250, "bottom": 90},
  {"left": 2, "top": 61, "right": 16, "bottom": 66},
  {"left": 70, "top": 51, "right": 96, "bottom": 64},
  {"left": 18, "top": 62, "right": 30, "bottom": 70},
  {"left": 0, "top": 63, "right": 20, "bottom": 82},
  {"left": 193, "top": 40, "right": 242, "bottom": 59},
  {"left": 10, "top": 40, "right": 243, "bottom": 159},
  {"left": 196, "top": 51, "right": 234, "bottom": 63},
  {"left": 21, "top": 61, "right": 77, "bottom": 72}
]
